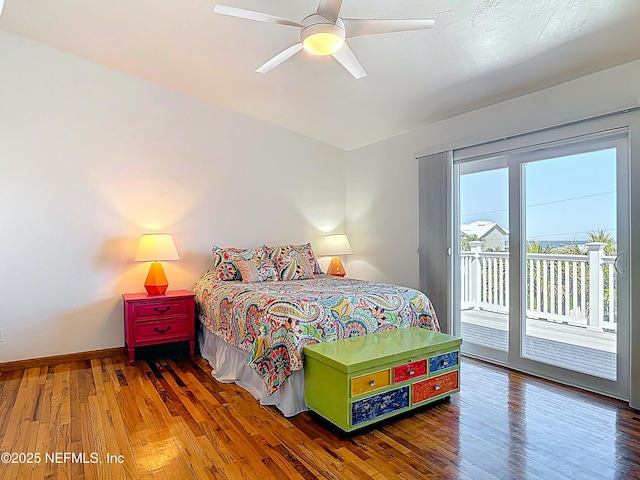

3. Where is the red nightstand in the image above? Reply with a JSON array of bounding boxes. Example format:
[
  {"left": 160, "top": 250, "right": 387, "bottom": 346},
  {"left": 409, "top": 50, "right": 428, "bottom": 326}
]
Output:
[{"left": 122, "top": 290, "right": 195, "bottom": 364}]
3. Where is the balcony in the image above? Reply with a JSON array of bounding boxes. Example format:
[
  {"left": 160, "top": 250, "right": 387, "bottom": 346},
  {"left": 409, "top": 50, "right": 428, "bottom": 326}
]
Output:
[{"left": 460, "top": 241, "right": 617, "bottom": 379}]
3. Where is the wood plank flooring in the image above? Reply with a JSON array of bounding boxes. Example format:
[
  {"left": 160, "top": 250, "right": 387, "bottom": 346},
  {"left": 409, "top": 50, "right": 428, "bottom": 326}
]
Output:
[{"left": 1, "top": 350, "right": 639, "bottom": 479}]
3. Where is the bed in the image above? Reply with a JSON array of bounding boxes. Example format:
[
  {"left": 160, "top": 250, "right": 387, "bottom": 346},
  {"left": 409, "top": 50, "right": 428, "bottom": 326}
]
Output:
[{"left": 193, "top": 244, "right": 440, "bottom": 416}]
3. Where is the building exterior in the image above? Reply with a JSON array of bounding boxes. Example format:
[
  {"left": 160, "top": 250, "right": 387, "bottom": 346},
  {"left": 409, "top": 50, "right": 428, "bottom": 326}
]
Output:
[{"left": 461, "top": 221, "right": 509, "bottom": 251}]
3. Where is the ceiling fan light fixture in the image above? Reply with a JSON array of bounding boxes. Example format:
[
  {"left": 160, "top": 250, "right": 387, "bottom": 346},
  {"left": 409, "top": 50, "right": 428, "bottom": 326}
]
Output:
[
  {"left": 303, "top": 33, "right": 344, "bottom": 55},
  {"left": 300, "top": 17, "right": 346, "bottom": 56},
  {"left": 213, "top": 5, "right": 435, "bottom": 78}
]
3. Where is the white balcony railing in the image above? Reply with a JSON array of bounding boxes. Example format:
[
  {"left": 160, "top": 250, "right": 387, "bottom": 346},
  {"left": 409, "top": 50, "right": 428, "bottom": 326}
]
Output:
[{"left": 461, "top": 242, "right": 617, "bottom": 332}]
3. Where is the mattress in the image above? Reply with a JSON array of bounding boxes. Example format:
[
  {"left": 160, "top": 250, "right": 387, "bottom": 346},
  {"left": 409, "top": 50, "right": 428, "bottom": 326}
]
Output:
[{"left": 194, "top": 272, "right": 440, "bottom": 395}]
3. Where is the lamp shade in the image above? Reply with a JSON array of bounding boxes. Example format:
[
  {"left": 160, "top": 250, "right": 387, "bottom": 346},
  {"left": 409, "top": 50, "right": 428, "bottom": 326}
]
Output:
[
  {"left": 323, "top": 234, "right": 352, "bottom": 256},
  {"left": 135, "top": 234, "right": 179, "bottom": 262}
]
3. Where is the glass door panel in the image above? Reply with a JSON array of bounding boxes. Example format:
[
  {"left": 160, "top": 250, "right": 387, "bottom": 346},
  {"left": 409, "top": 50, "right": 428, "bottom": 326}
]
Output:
[
  {"left": 522, "top": 149, "right": 618, "bottom": 380},
  {"left": 457, "top": 160, "right": 509, "bottom": 360}
]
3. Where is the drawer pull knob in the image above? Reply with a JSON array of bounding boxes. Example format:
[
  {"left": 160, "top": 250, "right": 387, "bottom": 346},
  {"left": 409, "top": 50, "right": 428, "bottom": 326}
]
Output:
[
  {"left": 434, "top": 383, "right": 442, "bottom": 391},
  {"left": 369, "top": 380, "right": 375, "bottom": 387},
  {"left": 154, "top": 306, "right": 171, "bottom": 313},
  {"left": 154, "top": 326, "right": 172, "bottom": 334},
  {"left": 409, "top": 369, "right": 415, "bottom": 376}
]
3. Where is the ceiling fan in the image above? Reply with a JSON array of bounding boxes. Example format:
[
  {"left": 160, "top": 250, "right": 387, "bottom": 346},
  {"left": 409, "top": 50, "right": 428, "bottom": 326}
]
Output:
[{"left": 213, "top": 0, "right": 435, "bottom": 79}]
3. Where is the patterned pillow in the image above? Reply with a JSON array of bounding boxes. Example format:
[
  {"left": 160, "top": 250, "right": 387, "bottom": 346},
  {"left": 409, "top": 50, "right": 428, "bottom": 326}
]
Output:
[
  {"left": 264, "top": 245, "right": 316, "bottom": 280},
  {"left": 211, "top": 245, "right": 263, "bottom": 281},
  {"left": 264, "top": 243, "right": 323, "bottom": 276},
  {"left": 235, "top": 257, "right": 279, "bottom": 283}
]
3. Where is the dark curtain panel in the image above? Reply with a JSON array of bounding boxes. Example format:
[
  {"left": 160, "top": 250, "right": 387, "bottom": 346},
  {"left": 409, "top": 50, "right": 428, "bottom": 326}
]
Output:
[{"left": 417, "top": 151, "right": 451, "bottom": 333}]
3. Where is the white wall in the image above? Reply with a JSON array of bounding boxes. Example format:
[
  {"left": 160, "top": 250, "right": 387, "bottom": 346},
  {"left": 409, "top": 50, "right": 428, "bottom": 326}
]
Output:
[
  {"left": 0, "top": 32, "right": 347, "bottom": 362},
  {"left": 346, "top": 59, "right": 640, "bottom": 290}
]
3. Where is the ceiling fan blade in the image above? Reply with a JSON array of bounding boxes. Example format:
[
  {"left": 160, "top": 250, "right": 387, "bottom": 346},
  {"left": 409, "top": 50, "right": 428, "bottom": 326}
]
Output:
[
  {"left": 256, "top": 43, "right": 303, "bottom": 73},
  {"left": 214, "top": 5, "right": 302, "bottom": 27},
  {"left": 332, "top": 44, "right": 367, "bottom": 79},
  {"left": 316, "top": 0, "right": 343, "bottom": 23},
  {"left": 344, "top": 18, "right": 435, "bottom": 38}
]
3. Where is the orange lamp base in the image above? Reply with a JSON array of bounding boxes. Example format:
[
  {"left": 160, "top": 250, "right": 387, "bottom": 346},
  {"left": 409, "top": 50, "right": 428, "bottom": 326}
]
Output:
[
  {"left": 144, "top": 261, "right": 169, "bottom": 295},
  {"left": 327, "top": 257, "right": 346, "bottom": 277}
]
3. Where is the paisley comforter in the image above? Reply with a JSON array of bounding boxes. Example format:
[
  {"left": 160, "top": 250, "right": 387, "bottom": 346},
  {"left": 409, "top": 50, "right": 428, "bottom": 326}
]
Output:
[{"left": 193, "top": 273, "right": 440, "bottom": 394}]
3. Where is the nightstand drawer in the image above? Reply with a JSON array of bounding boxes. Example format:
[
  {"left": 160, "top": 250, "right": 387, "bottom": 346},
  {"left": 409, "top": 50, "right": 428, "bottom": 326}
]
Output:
[
  {"left": 135, "top": 319, "right": 189, "bottom": 341},
  {"left": 134, "top": 300, "right": 188, "bottom": 319},
  {"left": 351, "top": 369, "right": 390, "bottom": 397},
  {"left": 412, "top": 371, "right": 458, "bottom": 404},
  {"left": 393, "top": 359, "right": 427, "bottom": 384}
]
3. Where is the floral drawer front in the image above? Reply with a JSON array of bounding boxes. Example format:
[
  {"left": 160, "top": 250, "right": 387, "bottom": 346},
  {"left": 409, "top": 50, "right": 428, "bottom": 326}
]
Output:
[
  {"left": 412, "top": 371, "right": 459, "bottom": 404},
  {"left": 393, "top": 359, "right": 427, "bottom": 384},
  {"left": 430, "top": 351, "right": 458, "bottom": 374},
  {"left": 351, "top": 386, "right": 409, "bottom": 426},
  {"left": 351, "top": 369, "right": 391, "bottom": 397}
]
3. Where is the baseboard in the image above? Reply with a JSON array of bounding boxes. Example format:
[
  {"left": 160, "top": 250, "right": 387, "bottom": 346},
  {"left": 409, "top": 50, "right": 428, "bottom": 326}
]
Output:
[{"left": 0, "top": 347, "right": 126, "bottom": 372}]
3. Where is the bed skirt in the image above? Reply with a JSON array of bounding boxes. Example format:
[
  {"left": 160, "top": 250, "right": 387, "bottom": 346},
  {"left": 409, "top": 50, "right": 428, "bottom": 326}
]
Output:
[{"left": 198, "top": 324, "right": 309, "bottom": 417}]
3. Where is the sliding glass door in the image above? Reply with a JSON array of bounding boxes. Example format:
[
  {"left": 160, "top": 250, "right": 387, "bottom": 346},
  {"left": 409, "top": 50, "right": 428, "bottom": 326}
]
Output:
[
  {"left": 454, "top": 130, "right": 630, "bottom": 398},
  {"left": 456, "top": 158, "right": 510, "bottom": 364}
]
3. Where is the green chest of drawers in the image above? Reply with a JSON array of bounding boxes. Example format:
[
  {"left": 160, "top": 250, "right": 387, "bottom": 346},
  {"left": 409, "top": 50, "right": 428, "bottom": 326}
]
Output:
[{"left": 304, "top": 327, "right": 462, "bottom": 432}]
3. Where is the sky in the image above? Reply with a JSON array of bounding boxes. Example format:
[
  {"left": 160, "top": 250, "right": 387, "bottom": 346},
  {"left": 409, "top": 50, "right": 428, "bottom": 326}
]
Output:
[{"left": 460, "top": 148, "right": 617, "bottom": 242}]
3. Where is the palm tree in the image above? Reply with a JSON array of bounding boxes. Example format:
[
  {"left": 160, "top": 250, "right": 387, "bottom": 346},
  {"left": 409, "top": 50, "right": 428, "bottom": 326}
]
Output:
[
  {"left": 526, "top": 240, "right": 558, "bottom": 255},
  {"left": 558, "top": 229, "right": 616, "bottom": 255},
  {"left": 586, "top": 229, "right": 616, "bottom": 255},
  {"left": 460, "top": 233, "right": 481, "bottom": 252}
]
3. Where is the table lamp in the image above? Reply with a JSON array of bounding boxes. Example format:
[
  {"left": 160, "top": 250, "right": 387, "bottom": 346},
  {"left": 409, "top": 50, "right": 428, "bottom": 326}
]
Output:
[
  {"left": 135, "top": 233, "right": 180, "bottom": 295},
  {"left": 323, "top": 234, "right": 352, "bottom": 277}
]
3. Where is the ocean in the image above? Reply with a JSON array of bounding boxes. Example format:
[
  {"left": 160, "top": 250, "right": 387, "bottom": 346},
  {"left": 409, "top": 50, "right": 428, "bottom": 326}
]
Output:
[{"left": 536, "top": 240, "right": 585, "bottom": 248}]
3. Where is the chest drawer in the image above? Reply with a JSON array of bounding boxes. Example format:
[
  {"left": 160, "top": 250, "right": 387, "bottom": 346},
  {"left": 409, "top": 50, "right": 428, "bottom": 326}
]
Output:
[
  {"left": 134, "top": 299, "right": 188, "bottom": 320},
  {"left": 393, "top": 359, "right": 427, "bottom": 384},
  {"left": 134, "top": 319, "right": 189, "bottom": 341},
  {"left": 430, "top": 351, "right": 459, "bottom": 374},
  {"left": 351, "top": 369, "right": 390, "bottom": 397},
  {"left": 412, "top": 371, "right": 459, "bottom": 404},
  {"left": 352, "top": 386, "right": 409, "bottom": 426}
]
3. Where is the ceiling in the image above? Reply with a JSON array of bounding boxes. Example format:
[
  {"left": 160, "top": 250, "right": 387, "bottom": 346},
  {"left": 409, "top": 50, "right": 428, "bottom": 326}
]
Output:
[{"left": 2, "top": 0, "right": 640, "bottom": 150}]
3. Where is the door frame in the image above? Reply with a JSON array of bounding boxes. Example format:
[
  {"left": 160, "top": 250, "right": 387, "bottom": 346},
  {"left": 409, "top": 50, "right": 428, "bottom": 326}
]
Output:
[{"left": 452, "top": 114, "right": 635, "bottom": 401}]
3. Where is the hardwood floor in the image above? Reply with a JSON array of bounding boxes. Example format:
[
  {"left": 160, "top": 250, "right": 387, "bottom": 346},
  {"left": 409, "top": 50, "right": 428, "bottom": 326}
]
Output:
[{"left": 1, "top": 350, "right": 639, "bottom": 480}]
